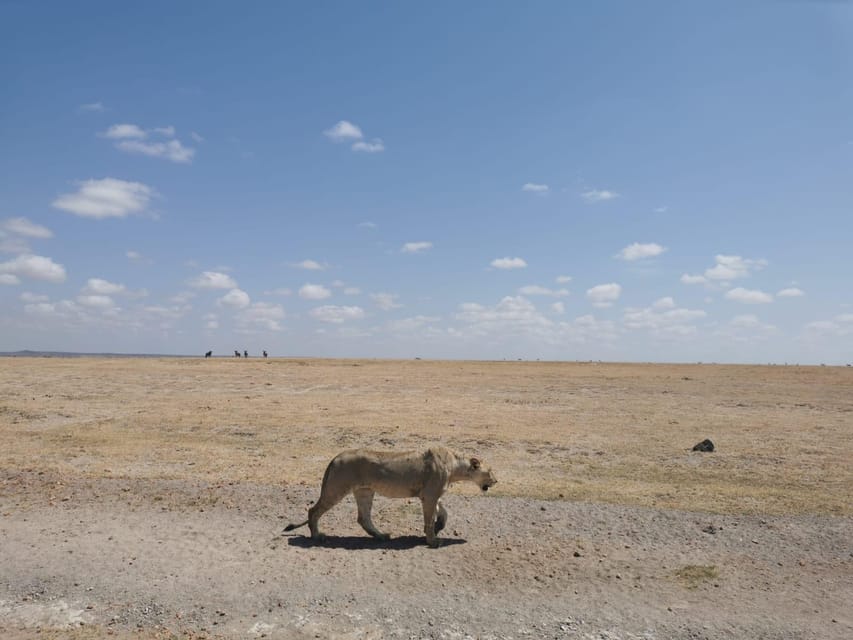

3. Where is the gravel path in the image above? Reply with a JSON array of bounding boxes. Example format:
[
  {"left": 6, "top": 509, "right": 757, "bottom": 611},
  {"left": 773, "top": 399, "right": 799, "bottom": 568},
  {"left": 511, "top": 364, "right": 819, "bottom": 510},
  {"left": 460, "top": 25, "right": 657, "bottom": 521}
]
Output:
[{"left": 1, "top": 474, "right": 851, "bottom": 639}]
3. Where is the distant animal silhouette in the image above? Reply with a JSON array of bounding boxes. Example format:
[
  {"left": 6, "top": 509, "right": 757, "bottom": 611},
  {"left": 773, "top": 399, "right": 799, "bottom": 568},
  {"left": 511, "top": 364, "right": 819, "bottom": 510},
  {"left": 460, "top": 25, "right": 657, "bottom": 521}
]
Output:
[
  {"left": 234, "top": 350, "right": 241, "bottom": 358},
  {"left": 263, "top": 350, "right": 268, "bottom": 358},
  {"left": 204, "top": 350, "right": 212, "bottom": 358},
  {"left": 243, "top": 350, "right": 249, "bottom": 358}
]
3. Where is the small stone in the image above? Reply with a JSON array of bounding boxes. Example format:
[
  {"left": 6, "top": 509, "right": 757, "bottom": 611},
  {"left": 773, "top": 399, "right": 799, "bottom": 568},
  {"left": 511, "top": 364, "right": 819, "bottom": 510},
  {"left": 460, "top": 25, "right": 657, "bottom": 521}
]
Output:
[{"left": 573, "top": 551, "right": 582, "bottom": 558}]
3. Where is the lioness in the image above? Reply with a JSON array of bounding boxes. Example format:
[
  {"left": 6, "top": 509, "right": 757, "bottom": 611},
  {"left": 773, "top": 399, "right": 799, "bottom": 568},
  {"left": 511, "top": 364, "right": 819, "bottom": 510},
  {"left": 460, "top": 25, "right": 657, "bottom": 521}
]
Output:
[{"left": 284, "top": 445, "right": 497, "bottom": 547}]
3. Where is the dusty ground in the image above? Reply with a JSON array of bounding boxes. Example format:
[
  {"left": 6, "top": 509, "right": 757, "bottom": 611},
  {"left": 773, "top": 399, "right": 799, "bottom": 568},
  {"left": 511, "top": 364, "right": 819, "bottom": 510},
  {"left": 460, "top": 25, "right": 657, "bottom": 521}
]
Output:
[{"left": 1, "top": 357, "right": 851, "bottom": 639}]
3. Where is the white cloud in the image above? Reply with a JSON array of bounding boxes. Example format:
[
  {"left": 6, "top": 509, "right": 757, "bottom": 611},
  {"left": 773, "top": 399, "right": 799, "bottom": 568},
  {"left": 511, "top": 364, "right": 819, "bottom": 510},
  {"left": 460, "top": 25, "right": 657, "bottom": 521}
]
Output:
[
  {"left": 190, "top": 131, "right": 204, "bottom": 143},
  {"left": 491, "top": 257, "right": 527, "bottom": 270},
  {"left": 299, "top": 283, "right": 332, "bottom": 300},
  {"left": 586, "top": 283, "right": 622, "bottom": 308},
  {"left": 151, "top": 125, "right": 175, "bottom": 137},
  {"left": 53, "top": 178, "right": 154, "bottom": 219},
  {"left": 264, "top": 287, "right": 292, "bottom": 297},
  {"left": 777, "top": 288, "right": 805, "bottom": 298},
  {"left": 293, "top": 259, "right": 327, "bottom": 270},
  {"left": 456, "top": 296, "right": 553, "bottom": 335},
  {"left": 20, "top": 292, "right": 49, "bottom": 303},
  {"left": 77, "top": 294, "right": 115, "bottom": 309},
  {"left": 617, "top": 242, "right": 667, "bottom": 261},
  {"left": 324, "top": 120, "right": 364, "bottom": 141},
  {"left": 2, "top": 217, "right": 53, "bottom": 239},
  {"left": 705, "top": 254, "right": 767, "bottom": 281},
  {"left": 0, "top": 274, "right": 19, "bottom": 285},
  {"left": 654, "top": 206, "right": 668, "bottom": 213},
  {"left": 371, "top": 292, "right": 402, "bottom": 310},
  {"left": 101, "top": 124, "right": 195, "bottom": 163},
  {"left": 522, "top": 183, "right": 549, "bottom": 193},
  {"left": 0, "top": 254, "right": 66, "bottom": 283},
  {"left": 352, "top": 139, "right": 384, "bottom": 153},
  {"left": 218, "top": 288, "right": 251, "bottom": 309},
  {"left": 805, "top": 314, "right": 853, "bottom": 337},
  {"left": 344, "top": 286, "right": 361, "bottom": 295},
  {"left": 115, "top": 139, "right": 195, "bottom": 163},
  {"left": 83, "top": 278, "right": 126, "bottom": 295},
  {"left": 188, "top": 271, "right": 238, "bottom": 290},
  {"left": 78, "top": 102, "right": 105, "bottom": 113},
  {"left": 237, "top": 302, "right": 285, "bottom": 332},
  {"left": 725, "top": 287, "right": 773, "bottom": 304},
  {"left": 551, "top": 301, "right": 565, "bottom": 314},
  {"left": 401, "top": 241, "right": 432, "bottom": 254},
  {"left": 358, "top": 221, "right": 377, "bottom": 229},
  {"left": 556, "top": 275, "right": 572, "bottom": 284},
  {"left": 716, "top": 314, "right": 778, "bottom": 342},
  {"left": 581, "top": 189, "right": 619, "bottom": 203},
  {"left": 680, "top": 274, "right": 708, "bottom": 285},
  {"left": 310, "top": 305, "right": 365, "bottom": 323},
  {"left": 101, "top": 124, "right": 146, "bottom": 139},
  {"left": 518, "top": 285, "right": 569, "bottom": 297},
  {"left": 623, "top": 303, "right": 706, "bottom": 336}
]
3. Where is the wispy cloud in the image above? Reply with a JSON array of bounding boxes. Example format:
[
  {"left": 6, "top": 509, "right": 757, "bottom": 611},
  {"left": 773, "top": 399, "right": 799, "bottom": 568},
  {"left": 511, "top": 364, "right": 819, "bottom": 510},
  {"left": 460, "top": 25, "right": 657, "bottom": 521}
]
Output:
[
  {"left": 237, "top": 302, "right": 286, "bottom": 332},
  {"left": 78, "top": 102, "right": 106, "bottom": 113},
  {"left": 491, "top": 257, "right": 527, "bottom": 270},
  {"left": 218, "top": 288, "right": 251, "bottom": 309},
  {"left": 777, "top": 287, "right": 805, "bottom": 298},
  {"left": 2, "top": 217, "right": 53, "bottom": 239},
  {"left": 188, "top": 271, "right": 238, "bottom": 290},
  {"left": 324, "top": 120, "right": 384, "bottom": 153},
  {"left": 725, "top": 287, "right": 773, "bottom": 304},
  {"left": 680, "top": 274, "right": 708, "bottom": 285},
  {"left": 299, "top": 283, "right": 332, "bottom": 300},
  {"left": 705, "top": 254, "right": 767, "bottom": 281},
  {"left": 100, "top": 124, "right": 196, "bottom": 163},
  {"left": 617, "top": 242, "right": 667, "bottom": 261},
  {"left": 323, "top": 120, "right": 364, "bottom": 141},
  {"left": 518, "top": 285, "right": 569, "bottom": 297},
  {"left": 581, "top": 189, "right": 619, "bottom": 203},
  {"left": 116, "top": 139, "right": 195, "bottom": 163},
  {"left": 371, "top": 292, "right": 402, "bottom": 310},
  {"left": 100, "top": 124, "right": 146, "bottom": 139},
  {"left": 53, "top": 178, "right": 155, "bottom": 219},
  {"left": 401, "top": 241, "right": 432, "bottom": 254},
  {"left": 352, "top": 139, "right": 385, "bottom": 153},
  {"left": 310, "top": 305, "right": 365, "bottom": 323},
  {"left": 522, "top": 183, "right": 549, "bottom": 194},
  {"left": 0, "top": 254, "right": 67, "bottom": 283},
  {"left": 586, "top": 283, "right": 622, "bottom": 308},
  {"left": 292, "top": 259, "right": 328, "bottom": 270}
]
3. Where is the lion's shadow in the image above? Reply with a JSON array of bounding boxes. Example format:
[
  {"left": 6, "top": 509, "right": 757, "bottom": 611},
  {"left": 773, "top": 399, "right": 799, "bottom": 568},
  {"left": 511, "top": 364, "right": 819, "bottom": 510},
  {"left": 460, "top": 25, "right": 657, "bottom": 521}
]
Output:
[{"left": 284, "top": 534, "right": 467, "bottom": 550}]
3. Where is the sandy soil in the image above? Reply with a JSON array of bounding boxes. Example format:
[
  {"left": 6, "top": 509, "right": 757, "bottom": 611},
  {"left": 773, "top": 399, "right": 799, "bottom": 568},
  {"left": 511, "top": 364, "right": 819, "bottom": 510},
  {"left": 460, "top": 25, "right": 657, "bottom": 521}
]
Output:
[{"left": 1, "top": 357, "right": 851, "bottom": 639}]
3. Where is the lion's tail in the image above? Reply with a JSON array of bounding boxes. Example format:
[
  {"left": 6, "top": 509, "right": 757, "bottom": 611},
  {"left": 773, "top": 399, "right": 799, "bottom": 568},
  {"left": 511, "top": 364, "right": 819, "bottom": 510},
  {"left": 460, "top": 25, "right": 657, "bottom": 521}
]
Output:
[{"left": 283, "top": 519, "right": 308, "bottom": 532}]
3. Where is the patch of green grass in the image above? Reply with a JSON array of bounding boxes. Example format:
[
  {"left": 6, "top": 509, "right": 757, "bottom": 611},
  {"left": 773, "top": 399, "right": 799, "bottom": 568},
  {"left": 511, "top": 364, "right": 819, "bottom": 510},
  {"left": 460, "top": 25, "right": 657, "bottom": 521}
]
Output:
[{"left": 674, "top": 564, "right": 719, "bottom": 589}]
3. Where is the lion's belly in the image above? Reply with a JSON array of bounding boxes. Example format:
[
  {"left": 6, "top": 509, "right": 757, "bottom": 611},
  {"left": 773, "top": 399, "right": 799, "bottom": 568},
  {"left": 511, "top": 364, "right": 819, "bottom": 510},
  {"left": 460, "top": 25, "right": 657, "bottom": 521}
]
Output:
[
  {"left": 370, "top": 482, "right": 420, "bottom": 499},
  {"left": 349, "top": 464, "right": 422, "bottom": 498}
]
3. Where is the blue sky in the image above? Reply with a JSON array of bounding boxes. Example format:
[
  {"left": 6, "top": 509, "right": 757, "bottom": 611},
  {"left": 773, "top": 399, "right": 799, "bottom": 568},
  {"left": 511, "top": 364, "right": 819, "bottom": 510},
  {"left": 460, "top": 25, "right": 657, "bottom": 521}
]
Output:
[{"left": 1, "top": 1, "right": 851, "bottom": 363}]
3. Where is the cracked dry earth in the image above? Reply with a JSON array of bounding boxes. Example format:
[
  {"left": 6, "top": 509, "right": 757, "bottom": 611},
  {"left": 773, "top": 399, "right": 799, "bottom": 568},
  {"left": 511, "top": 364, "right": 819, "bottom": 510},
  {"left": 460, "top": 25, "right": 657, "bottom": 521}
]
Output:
[{"left": 1, "top": 472, "right": 851, "bottom": 640}]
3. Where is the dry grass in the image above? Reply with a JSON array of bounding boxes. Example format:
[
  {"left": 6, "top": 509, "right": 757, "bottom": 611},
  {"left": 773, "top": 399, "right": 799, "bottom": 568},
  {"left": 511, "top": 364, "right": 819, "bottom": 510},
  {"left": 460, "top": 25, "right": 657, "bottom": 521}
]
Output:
[{"left": 1, "top": 357, "right": 851, "bottom": 515}]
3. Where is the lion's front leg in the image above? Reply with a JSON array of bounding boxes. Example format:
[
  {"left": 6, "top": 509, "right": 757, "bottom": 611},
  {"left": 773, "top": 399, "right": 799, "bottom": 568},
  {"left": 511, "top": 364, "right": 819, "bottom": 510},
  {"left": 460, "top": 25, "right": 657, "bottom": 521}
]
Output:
[{"left": 421, "top": 496, "right": 441, "bottom": 548}]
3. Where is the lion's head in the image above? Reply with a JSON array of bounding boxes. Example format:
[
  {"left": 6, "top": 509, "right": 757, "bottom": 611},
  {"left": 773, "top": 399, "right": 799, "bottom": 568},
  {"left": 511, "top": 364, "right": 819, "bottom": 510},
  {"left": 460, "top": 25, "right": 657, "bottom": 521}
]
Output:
[{"left": 468, "top": 457, "right": 498, "bottom": 492}]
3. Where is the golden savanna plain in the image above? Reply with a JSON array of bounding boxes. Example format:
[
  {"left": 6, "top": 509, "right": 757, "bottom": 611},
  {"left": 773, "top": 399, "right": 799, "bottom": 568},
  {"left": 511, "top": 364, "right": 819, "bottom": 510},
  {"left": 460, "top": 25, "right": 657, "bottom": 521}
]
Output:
[{"left": 2, "top": 356, "right": 850, "bottom": 516}]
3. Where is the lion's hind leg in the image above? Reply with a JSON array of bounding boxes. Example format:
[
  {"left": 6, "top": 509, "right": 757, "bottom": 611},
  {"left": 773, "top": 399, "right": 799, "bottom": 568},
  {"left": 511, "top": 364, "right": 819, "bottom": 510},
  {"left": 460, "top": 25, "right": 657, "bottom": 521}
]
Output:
[
  {"left": 354, "top": 489, "right": 390, "bottom": 541},
  {"left": 307, "top": 482, "right": 348, "bottom": 541},
  {"left": 434, "top": 500, "right": 448, "bottom": 534}
]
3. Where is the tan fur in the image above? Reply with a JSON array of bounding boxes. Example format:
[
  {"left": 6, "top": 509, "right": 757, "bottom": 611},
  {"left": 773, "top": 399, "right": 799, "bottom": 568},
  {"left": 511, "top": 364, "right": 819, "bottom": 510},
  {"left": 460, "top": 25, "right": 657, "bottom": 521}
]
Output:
[{"left": 284, "top": 445, "right": 497, "bottom": 547}]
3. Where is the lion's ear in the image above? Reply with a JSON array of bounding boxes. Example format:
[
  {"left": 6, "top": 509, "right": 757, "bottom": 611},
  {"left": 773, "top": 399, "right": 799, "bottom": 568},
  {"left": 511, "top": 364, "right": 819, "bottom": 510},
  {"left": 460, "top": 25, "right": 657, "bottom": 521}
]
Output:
[{"left": 470, "top": 457, "right": 481, "bottom": 470}]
